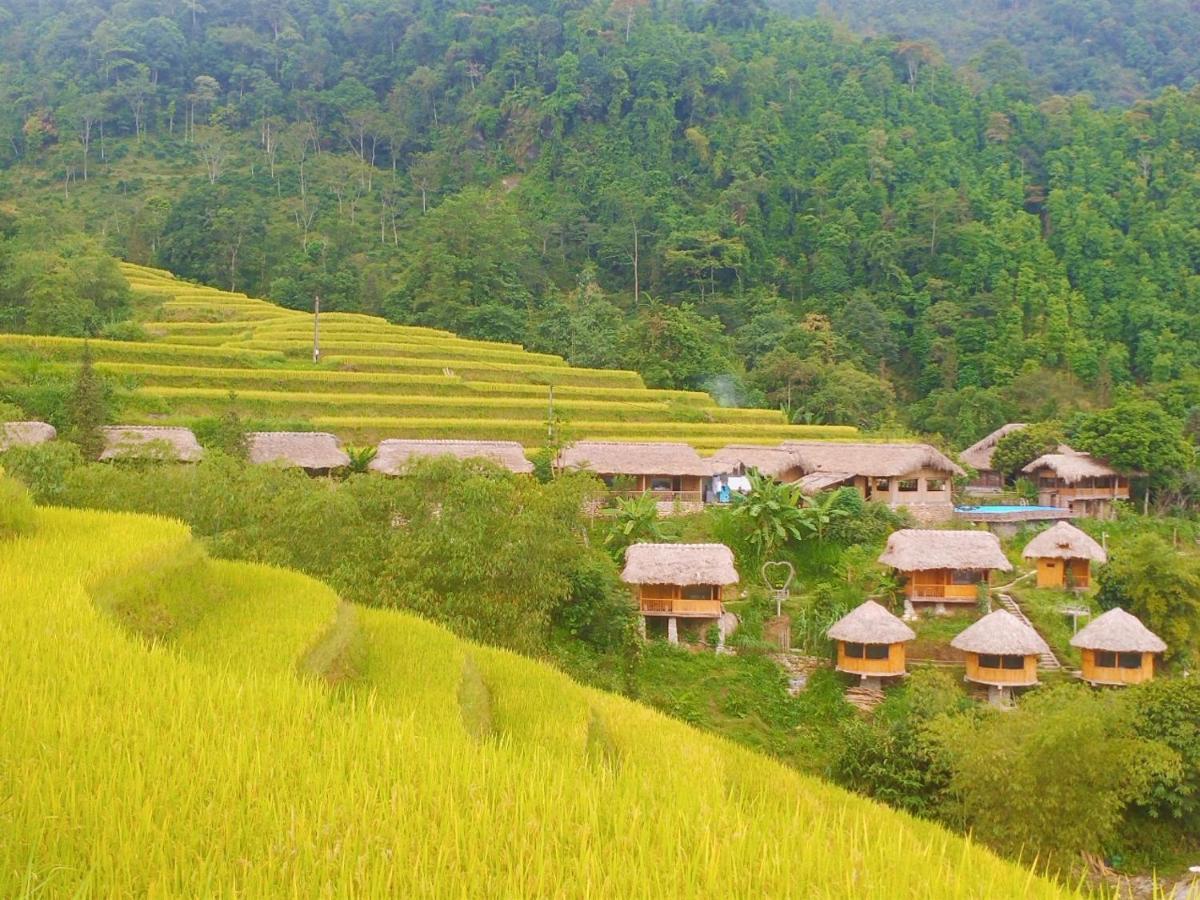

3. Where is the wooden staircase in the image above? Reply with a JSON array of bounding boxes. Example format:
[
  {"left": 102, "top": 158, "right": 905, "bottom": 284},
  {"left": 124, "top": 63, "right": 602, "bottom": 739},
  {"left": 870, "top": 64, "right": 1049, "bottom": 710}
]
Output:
[{"left": 996, "top": 593, "right": 1063, "bottom": 671}]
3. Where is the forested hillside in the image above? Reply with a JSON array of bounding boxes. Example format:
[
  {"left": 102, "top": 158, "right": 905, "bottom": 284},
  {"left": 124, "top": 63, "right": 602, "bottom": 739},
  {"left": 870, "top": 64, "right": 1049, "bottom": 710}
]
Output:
[
  {"left": 2, "top": 0, "right": 1200, "bottom": 447},
  {"left": 783, "top": 0, "right": 1200, "bottom": 105}
]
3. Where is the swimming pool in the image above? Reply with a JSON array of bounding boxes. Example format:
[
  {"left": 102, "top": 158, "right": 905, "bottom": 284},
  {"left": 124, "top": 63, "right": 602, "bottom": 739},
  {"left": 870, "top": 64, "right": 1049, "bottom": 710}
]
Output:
[{"left": 957, "top": 505, "right": 1064, "bottom": 514}]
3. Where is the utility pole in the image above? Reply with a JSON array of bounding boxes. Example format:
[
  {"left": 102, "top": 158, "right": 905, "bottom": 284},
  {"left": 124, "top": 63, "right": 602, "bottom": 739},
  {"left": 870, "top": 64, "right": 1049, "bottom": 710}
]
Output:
[{"left": 313, "top": 294, "right": 321, "bottom": 363}]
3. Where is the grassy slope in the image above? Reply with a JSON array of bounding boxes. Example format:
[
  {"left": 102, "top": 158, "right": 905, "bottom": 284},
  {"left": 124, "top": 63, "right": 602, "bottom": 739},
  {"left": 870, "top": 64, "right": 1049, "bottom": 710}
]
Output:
[
  {"left": 0, "top": 260, "right": 860, "bottom": 448},
  {"left": 0, "top": 506, "right": 1079, "bottom": 897}
]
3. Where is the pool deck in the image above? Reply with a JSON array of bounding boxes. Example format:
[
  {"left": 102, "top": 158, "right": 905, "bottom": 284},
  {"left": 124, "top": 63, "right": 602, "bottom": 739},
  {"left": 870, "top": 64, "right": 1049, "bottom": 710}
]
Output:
[{"left": 956, "top": 505, "right": 1075, "bottom": 525}]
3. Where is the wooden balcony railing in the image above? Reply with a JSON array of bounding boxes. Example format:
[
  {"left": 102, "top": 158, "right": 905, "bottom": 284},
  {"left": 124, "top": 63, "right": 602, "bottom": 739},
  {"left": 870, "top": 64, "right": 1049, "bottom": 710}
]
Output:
[
  {"left": 907, "top": 585, "right": 980, "bottom": 602},
  {"left": 1055, "top": 487, "right": 1130, "bottom": 500},
  {"left": 639, "top": 598, "right": 723, "bottom": 617}
]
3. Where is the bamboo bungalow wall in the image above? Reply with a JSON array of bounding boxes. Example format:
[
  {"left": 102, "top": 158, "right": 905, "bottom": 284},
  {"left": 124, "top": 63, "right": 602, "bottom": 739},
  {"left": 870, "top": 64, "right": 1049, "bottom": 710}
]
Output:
[
  {"left": 835, "top": 641, "right": 906, "bottom": 677},
  {"left": 1079, "top": 649, "right": 1155, "bottom": 686},
  {"left": 964, "top": 653, "right": 1039, "bottom": 687},
  {"left": 1034, "top": 557, "right": 1092, "bottom": 589}
]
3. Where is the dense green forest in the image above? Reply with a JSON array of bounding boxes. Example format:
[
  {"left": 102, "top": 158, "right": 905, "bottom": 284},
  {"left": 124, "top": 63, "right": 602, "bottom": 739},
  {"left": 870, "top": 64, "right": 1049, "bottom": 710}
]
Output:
[
  {"left": 785, "top": 0, "right": 1200, "bottom": 106},
  {"left": 2, "top": 0, "right": 1200, "bottom": 455}
]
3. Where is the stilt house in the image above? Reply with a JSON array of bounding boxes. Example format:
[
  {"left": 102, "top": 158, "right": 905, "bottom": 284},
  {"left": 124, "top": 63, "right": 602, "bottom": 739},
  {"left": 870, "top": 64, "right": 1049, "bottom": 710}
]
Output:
[
  {"left": 1021, "top": 451, "right": 1131, "bottom": 518},
  {"left": 951, "top": 609, "right": 1050, "bottom": 706},
  {"left": 877, "top": 529, "right": 1013, "bottom": 610},
  {"left": 783, "top": 441, "right": 963, "bottom": 522},
  {"left": 958, "top": 423, "right": 1026, "bottom": 492},
  {"left": 1071, "top": 608, "right": 1166, "bottom": 686},
  {"left": 559, "top": 442, "right": 709, "bottom": 504},
  {"left": 1021, "top": 521, "right": 1107, "bottom": 589},
  {"left": 826, "top": 600, "right": 915, "bottom": 686},
  {"left": 620, "top": 543, "right": 737, "bottom": 644}
]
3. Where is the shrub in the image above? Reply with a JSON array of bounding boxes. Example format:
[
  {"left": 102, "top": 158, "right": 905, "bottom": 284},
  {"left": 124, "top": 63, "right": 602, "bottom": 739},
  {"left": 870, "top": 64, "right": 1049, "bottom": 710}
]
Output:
[
  {"left": 192, "top": 406, "right": 248, "bottom": 459},
  {"left": 0, "top": 473, "right": 36, "bottom": 538},
  {"left": 0, "top": 441, "right": 84, "bottom": 503},
  {"left": 552, "top": 554, "right": 638, "bottom": 656},
  {"left": 99, "top": 320, "right": 150, "bottom": 342},
  {"left": 928, "top": 685, "right": 1172, "bottom": 867},
  {"left": 1096, "top": 534, "right": 1200, "bottom": 667}
]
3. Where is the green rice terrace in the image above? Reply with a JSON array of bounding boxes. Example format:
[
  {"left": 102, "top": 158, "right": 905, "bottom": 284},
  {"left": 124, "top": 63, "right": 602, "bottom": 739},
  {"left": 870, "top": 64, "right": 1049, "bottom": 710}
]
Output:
[
  {"left": 0, "top": 262, "right": 855, "bottom": 449},
  {"left": 0, "top": 503, "right": 1077, "bottom": 896}
]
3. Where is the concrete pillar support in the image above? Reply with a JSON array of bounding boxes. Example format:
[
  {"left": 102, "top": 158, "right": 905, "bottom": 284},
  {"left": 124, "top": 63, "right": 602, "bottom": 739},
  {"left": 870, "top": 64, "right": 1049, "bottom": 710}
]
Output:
[
  {"left": 987, "top": 685, "right": 1013, "bottom": 708},
  {"left": 667, "top": 617, "right": 678, "bottom": 645}
]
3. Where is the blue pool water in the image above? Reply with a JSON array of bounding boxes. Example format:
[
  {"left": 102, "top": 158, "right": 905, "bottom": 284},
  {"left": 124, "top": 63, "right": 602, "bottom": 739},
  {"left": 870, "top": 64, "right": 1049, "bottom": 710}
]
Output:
[{"left": 957, "top": 505, "right": 1063, "bottom": 514}]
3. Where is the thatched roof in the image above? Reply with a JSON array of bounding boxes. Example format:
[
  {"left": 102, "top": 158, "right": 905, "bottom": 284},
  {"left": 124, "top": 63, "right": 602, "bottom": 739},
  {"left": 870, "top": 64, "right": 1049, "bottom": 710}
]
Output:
[
  {"left": 783, "top": 441, "right": 965, "bottom": 478},
  {"left": 827, "top": 600, "right": 916, "bottom": 645},
  {"left": 559, "top": 441, "right": 710, "bottom": 477},
  {"left": 1022, "top": 522, "right": 1107, "bottom": 563},
  {"left": 100, "top": 426, "right": 204, "bottom": 462},
  {"left": 247, "top": 432, "right": 349, "bottom": 470},
  {"left": 878, "top": 529, "right": 1013, "bottom": 572},
  {"left": 708, "top": 445, "right": 807, "bottom": 478},
  {"left": 0, "top": 421, "right": 56, "bottom": 450},
  {"left": 951, "top": 609, "right": 1050, "bottom": 656},
  {"left": 620, "top": 543, "right": 739, "bottom": 586},
  {"left": 1070, "top": 608, "right": 1166, "bottom": 654},
  {"left": 797, "top": 471, "right": 856, "bottom": 493},
  {"left": 1022, "top": 452, "right": 1120, "bottom": 482},
  {"left": 959, "top": 423, "right": 1027, "bottom": 471},
  {"left": 370, "top": 439, "right": 533, "bottom": 475}
]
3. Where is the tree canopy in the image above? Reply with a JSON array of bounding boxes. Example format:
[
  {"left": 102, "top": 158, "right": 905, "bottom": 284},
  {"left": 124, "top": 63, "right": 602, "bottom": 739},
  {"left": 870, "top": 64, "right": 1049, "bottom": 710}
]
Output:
[{"left": 0, "top": 0, "right": 1199, "bottom": 462}]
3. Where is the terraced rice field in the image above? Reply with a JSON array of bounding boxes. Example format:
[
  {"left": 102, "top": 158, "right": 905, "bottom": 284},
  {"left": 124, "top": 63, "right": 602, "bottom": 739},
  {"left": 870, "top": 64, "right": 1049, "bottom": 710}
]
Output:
[
  {"left": 0, "top": 262, "right": 857, "bottom": 448},
  {"left": 0, "top": 505, "right": 1079, "bottom": 897}
]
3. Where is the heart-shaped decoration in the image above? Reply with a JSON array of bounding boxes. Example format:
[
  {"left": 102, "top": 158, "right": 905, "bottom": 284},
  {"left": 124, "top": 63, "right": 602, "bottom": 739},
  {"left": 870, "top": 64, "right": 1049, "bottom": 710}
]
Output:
[{"left": 761, "top": 560, "right": 795, "bottom": 592}]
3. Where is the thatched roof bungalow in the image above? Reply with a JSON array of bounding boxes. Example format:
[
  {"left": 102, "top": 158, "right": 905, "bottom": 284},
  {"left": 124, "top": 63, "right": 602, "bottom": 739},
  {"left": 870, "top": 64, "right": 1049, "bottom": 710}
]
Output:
[
  {"left": 370, "top": 439, "right": 533, "bottom": 475},
  {"left": 621, "top": 543, "right": 738, "bottom": 643},
  {"left": 783, "top": 441, "right": 963, "bottom": 522},
  {"left": 959, "top": 423, "right": 1026, "bottom": 491},
  {"left": 247, "top": 431, "right": 350, "bottom": 473},
  {"left": 951, "top": 609, "right": 1049, "bottom": 698},
  {"left": 878, "top": 529, "right": 1012, "bottom": 606},
  {"left": 707, "top": 445, "right": 808, "bottom": 482},
  {"left": 1071, "top": 608, "right": 1166, "bottom": 686},
  {"left": 100, "top": 426, "right": 204, "bottom": 463},
  {"left": 1022, "top": 522, "right": 1107, "bottom": 589},
  {"left": 560, "top": 441, "right": 709, "bottom": 502},
  {"left": 827, "top": 600, "right": 916, "bottom": 682},
  {"left": 1022, "top": 451, "right": 1130, "bottom": 518},
  {"left": 0, "top": 421, "right": 56, "bottom": 450}
]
